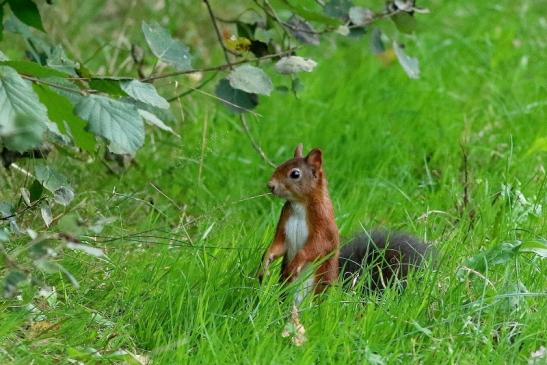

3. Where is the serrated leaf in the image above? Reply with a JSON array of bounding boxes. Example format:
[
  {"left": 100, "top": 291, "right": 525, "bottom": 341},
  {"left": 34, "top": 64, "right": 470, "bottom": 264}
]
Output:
[
  {"left": 228, "top": 65, "right": 273, "bottom": 96},
  {"left": 215, "top": 78, "right": 258, "bottom": 113},
  {"left": 275, "top": 56, "right": 317, "bottom": 74},
  {"left": 393, "top": 42, "right": 420, "bottom": 79},
  {"left": 121, "top": 80, "right": 169, "bottom": 109},
  {"left": 33, "top": 84, "right": 96, "bottom": 153},
  {"left": 35, "top": 164, "right": 70, "bottom": 192},
  {"left": 75, "top": 95, "right": 144, "bottom": 155},
  {"left": 1, "top": 113, "right": 46, "bottom": 152},
  {"left": 89, "top": 77, "right": 127, "bottom": 96},
  {"left": 40, "top": 202, "right": 53, "bottom": 227},
  {"left": 34, "top": 165, "right": 74, "bottom": 206},
  {"left": 7, "top": 0, "right": 44, "bottom": 32},
  {"left": 0, "top": 66, "right": 49, "bottom": 142},
  {"left": 274, "top": 0, "right": 340, "bottom": 25},
  {"left": 45, "top": 46, "right": 78, "bottom": 75},
  {"left": 348, "top": 7, "right": 374, "bottom": 26},
  {"left": 53, "top": 186, "right": 74, "bottom": 206},
  {"left": 0, "top": 60, "right": 69, "bottom": 78},
  {"left": 138, "top": 109, "right": 177, "bottom": 135},
  {"left": 66, "top": 242, "right": 105, "bottom": 258},
  {"left": 287, "top": 16, "right": 320, "bottom": 45},
  {"left": 142, "top": 22, "right": 192, "bottom": 71},
  {"left": 254, "top": 28, "right": 275, "bottom": 43}
]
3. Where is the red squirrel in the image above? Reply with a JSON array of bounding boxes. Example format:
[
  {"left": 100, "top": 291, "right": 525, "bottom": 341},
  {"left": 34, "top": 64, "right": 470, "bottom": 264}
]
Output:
[
  {"left": 258, "top": 144, "right": 339, "bottom": 292},
  {"left": 259, "top": 144, "right": 432, "bottom": 293},
  {"left": 259, "top": 145, "right": 432, "bottom": 345}
]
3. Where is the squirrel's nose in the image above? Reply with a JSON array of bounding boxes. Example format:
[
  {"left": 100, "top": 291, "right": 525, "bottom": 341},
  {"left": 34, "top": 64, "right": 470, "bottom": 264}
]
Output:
[{"left": 267, "top": 182, "right": 275, "bottom": 193}]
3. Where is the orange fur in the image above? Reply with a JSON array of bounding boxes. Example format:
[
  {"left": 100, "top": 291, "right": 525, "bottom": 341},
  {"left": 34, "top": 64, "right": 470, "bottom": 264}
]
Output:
[{"left": 260, "top": 145, "right": 339, "bottom": 292}]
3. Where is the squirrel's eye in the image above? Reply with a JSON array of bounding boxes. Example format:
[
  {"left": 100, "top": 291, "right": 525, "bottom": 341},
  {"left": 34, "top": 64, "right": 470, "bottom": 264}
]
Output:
[{"left": 289, "top": 169, "right": 301, "bottom": 179}]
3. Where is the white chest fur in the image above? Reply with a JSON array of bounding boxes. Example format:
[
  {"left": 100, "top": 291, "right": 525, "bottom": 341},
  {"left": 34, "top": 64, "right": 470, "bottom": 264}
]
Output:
[{"left": 284, "top": 203, "right": 309, "bottom": 261}]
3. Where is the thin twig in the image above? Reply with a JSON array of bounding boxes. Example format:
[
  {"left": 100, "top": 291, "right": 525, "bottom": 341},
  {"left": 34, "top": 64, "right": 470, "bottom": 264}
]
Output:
[
  {"left": 167, "top": 71, "right": 218, "bottom": 102},
  {"left": 192, "top": 87, "right": 262, "bottom": 116},
  {"left": 143, "top": 47, "right": 298, "bottom": 82},
  {"left": 203, "top": 0, "right": 233, "bottom": 68},
  {"left": 21, "top": 75, "right": 89, "bottom": 95},
  {"left": 240, "top": 114, "right": 275, "bottom": 167}
]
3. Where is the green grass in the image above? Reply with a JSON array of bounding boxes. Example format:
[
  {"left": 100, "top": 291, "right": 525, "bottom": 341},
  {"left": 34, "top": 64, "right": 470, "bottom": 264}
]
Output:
[{"left": 1, "top": 0, "right": 546, "bottom": 363}]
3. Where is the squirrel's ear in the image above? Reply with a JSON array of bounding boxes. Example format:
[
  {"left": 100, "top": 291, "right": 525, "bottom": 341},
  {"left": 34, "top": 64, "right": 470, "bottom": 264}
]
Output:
[
  {"left": 294, "top": 143, "right": 303, "bottom": 158},
  {"left": 305, "top": 148, "right": 322, "bottom": 169}
]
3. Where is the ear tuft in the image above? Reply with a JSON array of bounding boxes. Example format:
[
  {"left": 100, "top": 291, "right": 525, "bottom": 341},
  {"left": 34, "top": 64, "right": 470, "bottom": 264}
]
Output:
[
  {"left": 294, "top": 143, "right": 303, "bottom": 158},
  {"left": 305, "top": 148, "right": 322, "bottom": 169}
]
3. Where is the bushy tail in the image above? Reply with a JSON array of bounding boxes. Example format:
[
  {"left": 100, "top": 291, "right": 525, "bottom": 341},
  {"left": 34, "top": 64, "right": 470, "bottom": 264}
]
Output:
[{"left": 338, "top": 230, "right": 434, "bottom": 290}]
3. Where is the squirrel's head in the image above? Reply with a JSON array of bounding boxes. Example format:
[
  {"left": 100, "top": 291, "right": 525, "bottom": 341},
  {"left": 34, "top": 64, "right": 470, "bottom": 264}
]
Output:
[{"left": 267, "top": 144, "right": 324, "bottom": 202}]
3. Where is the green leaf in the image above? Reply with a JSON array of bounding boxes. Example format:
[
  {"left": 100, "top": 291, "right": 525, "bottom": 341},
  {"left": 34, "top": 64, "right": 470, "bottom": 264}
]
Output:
[
  {"left": 274, "top": 0, "right": 340, "bottom": 25},
  {"left": 457, "top": 242, "right": 521, "bottom": 280},
  {"left": 3, "top": 270, "right": 27, "bottom": 298},
  {"left": 348, "top": 7, "right": 373, "bottom": 26},
  {"left": 0, "top": 202, "right": 14, "bottom": 220},
  {"left": 392, "top": 12, "right": 416, "bottom": 34},
  {"left": 520, "top": 239, "right": 547, "bottom": 258},
  {"left": 40, "top": 201, "right": 52, "bottom": 227},
  {"left": 121, "top": 80, "right": 169, "bottom": 109},
  {"left": 35, "top": 164, "right": 71, "bottom": 192},
  {"left": 0, "top": 66, "right": 49, "bottom": 140},
  {"left": 370, "top": 29, "right": 385, "bottom": 54},
  {"left": 1, "top": 113, "right": 46, "bottom": 152},
  {"left": 141, "top": 21, "right": 192, "bottom": 71},
  {"left": 53, "top": 186, "right": 74, "bottom": 206},
  {"left": 0, "top": 229, "right": 9, "bottom": 242},
  {"left": 35, "top": 163, "right": 75, "bottom": 205},
  {"left": 33, "top": 84, "right": 96, "bottom": 153},
  {"left": 287, "top": 16, "right": 320, "bottom": 45},
  {"left": 215, "top": 78, "right": 258, "bottom": 113},
  {"left": 228, "top": 65, "right": 273, "bottom": 96},
  {"left": 66, "top": 242, "right": 105, "bottom": 258},
  {"left": 29, "top": 179, "right": 44, "bottom": 202},
  {"left": 324, "top": 0, "right": 353, "bottom": 19},
  {"left": 393, "top": 42, "right": 420, "bottom": 79},
  {"left": 138, "top": 109, "right": 177, "bottom": 136},
  {"left": 45, "top": 45, "right": 78, "bottom": 75},
  {"left": 75, "top": 95, "right": 144, "bottom": 154},
  {"left": 89, "top": 77, "right": 127, "bottom": 96},
  {"left": 275, "top": 56, "right": 317, "bottom": 74},
  {"left": 7, "top": 0, "right": 45, "bottom": 32},
  {"left": 34, "top": 259, "right": 80, "bottom": 288},
  {"left": 0, "top": 60, "right": 69, "bottom": 78}
]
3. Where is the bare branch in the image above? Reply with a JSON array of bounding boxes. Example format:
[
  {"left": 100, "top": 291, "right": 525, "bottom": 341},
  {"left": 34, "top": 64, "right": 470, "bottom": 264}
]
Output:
[{"left": 203, "top": 0, "right": 233, "bottom": 68}]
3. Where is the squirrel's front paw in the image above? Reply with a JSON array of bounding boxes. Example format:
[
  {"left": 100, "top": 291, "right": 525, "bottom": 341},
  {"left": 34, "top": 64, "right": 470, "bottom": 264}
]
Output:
[
  {"left": 257, "top": 268, "right": 268, "bottom": 283},
  {"left": 282, "top": 264, "right": 301, "bottom": 281}
]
